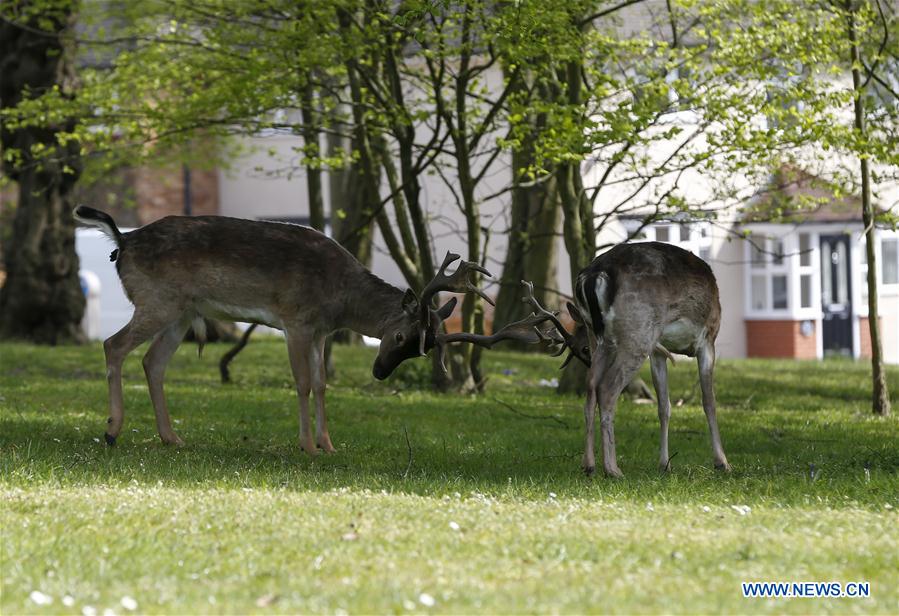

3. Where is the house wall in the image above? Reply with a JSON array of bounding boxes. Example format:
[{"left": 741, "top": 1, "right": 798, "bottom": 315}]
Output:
[{"left": 709, "top": 231, "right": 746, "bottom": 359}]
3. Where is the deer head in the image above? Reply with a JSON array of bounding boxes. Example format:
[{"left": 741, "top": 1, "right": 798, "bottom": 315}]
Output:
[{"left": 371, "top": 252, "right": 493, "bottom": 380}]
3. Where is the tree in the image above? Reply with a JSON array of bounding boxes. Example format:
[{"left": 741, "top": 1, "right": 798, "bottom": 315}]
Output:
[
  {"left": 842, "top": 0, "right": 895, "bottom": 416},
  {"left": 0, "top": 1, "right": 85, "bottom": 344}
]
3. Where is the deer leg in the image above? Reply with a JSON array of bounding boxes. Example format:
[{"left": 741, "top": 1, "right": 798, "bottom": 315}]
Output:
[
  {"left": 311, "top": 335, "right": 336, "bottom": 453},
  {"left": 142, "top": 317, "right": 191, "bottom": 446},
  {"left": 582, "top": 346, "right": 608, "bottom": 476},
  {"left": 597, "top": 353, "right": 646, "bottom": 478},
  {"left": 286, "top": 329, "right": 316, "bottom": 456},
  {"left": 697, "top": 340, "right": 730, "bottom": 471},
  {"left": 103, "top": 310, "right": 179, "bottom": 445},
  {"left": 650, "top": 350, "right": 672, "bottom": 472}
]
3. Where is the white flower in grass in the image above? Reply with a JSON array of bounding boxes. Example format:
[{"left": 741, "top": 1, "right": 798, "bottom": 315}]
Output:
[
  {"left": 449, "top": 521, "right": 460, "bottom": 531},
  {"left": 702, "top": 505, "right": 711, "bottom": 513},
  {"left": 731, "top": 505, "right": 751, "bottom": 516},
  {"left": 82, "top": 606, "right": 97, "bottom": 616},
  {"left": 29, "top": 591, "right": 53, "bottom": 606},
  {"left": 645, "top": 502, "right": 654, "bottom": 512},
  {"left": 63, "top": 595, "right": 76, "bottom": 607},
  {"left": 403, "top": 599, "right": 416, "bottom": 610},
  {"left": 419, "top": 593, "right": 436, "bottom": 607},
  {"left": 120, "top": 596, "right": 138, "bottom": 611}
]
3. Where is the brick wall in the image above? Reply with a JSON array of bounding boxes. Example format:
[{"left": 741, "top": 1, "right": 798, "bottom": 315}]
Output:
[
  {"left": 134, "top": 166, "right": 219, "bottom": 223},
  {"left": 858, "top": 317, "right": 882, "bottom": 359},
  {"left": 746, "top": 319, "right": 818, "bottom": 359},
  {"left": 73, "top": 164, "right": 219, "bottom": 227}
]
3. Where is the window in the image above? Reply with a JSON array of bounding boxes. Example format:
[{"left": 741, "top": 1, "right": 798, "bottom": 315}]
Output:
[
  {"left": 835, "top": 242, "right": 848, "bottom": 305},
  {"left": 883, "top": 239, "right": 898, "bottom": 285},
  {"left": 800, "top": 274, "right": 812, "bottom": 308},
  {"left": 772, "top": 239, "right": 784, "bottom": 266},
  {"left": 750, "top": 235, "right": 766, "bottom": 269},
  {"left": 747, "top": 232, "right": 792, "bottom": 313},
  {"left": 751, "top": 276, "right": 767, "bottom": 311},
  {"left": 628, "top": 220, "right": 712, "bottom": 261},
  {"left": 796, "top": 233, "right": 815, "bottom": 311},
  {"left": 821, "top": 241, "right": 833, "bottom": 304},
  {"left": 799, "top": 233, "right": 811, "bottom": 266},
  {"left": 772, "top": 275, "right": 788, "bottom": 309}
]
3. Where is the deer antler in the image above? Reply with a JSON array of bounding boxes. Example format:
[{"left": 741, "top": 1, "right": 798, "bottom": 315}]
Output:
[
  {"left": 432, "top": 312, "right": 556, "bottom": 374},
  {"left": 418, "top": 252, "right": 494, "bottom": 355},
  {"left": 432, "top": 280, "right": 592, "bottom": 373},
  {"left": 518, "top": 280, "right": 593, "bottom": 368}
]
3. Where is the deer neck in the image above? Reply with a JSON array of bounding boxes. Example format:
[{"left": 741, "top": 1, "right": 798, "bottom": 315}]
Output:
[{"left": 342, "top": 271, "right": 406, "bottom": 339}]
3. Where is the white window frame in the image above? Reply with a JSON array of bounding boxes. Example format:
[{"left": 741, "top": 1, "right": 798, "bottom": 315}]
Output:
[
  {"left": 742, "top": 225, "right": 820, "bottom": 321},
  {"left": 629, "top": 220, "right": 713, "bottom": 260},
  {"left": 858, "top": 229, "right": 899, "bottom": 317}
]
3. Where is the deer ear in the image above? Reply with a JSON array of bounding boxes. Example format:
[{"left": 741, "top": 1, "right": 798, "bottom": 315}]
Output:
[
  {"left": 402, "top": 289, "right": 419, "bottom": 316},
  {"left": 567, "top": 301, "right": 587, "bottom": 326},
  {"left": 436, "top": 296, "right": 457, "bottom": 321}
]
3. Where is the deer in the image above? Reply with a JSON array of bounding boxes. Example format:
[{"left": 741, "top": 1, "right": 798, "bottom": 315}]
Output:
[
  {"left": 567, "top": 241, "right": 731, "bottom": 478},
  {"left": 73, "top": 206, "right": 506, "bottom": 454}
]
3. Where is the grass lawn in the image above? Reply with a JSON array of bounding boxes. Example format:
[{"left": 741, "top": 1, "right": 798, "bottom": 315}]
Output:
[{"left": 1, "top": 338, "right": 897, "bottom": 614}]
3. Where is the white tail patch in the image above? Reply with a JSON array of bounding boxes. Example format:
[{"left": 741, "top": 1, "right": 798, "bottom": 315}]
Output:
[
  {"left": 595, "top": 272, "right": 612, "bottom": 313},
  {"left": 73, "top": 207, "right": 118, "bottom": 244}
]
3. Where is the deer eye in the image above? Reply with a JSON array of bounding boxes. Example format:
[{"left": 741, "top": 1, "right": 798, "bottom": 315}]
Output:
[
  {"left": 395, "top": 332, "right": 405, "bottom": 344},
  {"left": 582, "top": 346, "right": 590, "bottom": 356}
]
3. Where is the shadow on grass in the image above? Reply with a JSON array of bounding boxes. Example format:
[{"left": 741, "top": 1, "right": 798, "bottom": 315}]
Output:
[{"left": 2, "top": 342, "right": 897, "bottom": 506}]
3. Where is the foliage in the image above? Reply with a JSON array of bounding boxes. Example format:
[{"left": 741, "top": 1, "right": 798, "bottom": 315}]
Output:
[{"left": 2, "top": 340, "right": 898, "bottom": 613}]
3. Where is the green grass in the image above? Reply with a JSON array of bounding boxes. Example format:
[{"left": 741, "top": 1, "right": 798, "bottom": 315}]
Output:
[{"left": 1, "top": 339, "right": 898, "bottom": 614}]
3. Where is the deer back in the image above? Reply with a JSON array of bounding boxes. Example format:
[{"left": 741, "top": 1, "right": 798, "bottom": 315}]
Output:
[
  {"left": 115, "top": 216, "right": 370, "bottom": 329},
  {"left": 575, "top": 242, "right": 720, "bottom": 355}
]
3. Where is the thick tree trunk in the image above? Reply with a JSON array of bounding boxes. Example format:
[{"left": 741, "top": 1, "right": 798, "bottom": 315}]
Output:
[
  {"left": 847, "top": 2, "right": 891, "bottom": 416},
  {"left": 493, "top": 138, "right": 560, "bottom": 351},
  {"left": 328, "top": 107, "right": 374, "bottom": 347},
  {"left": 0, "top": 5, "right": 85, "bottom": 344},
  {"left": 556, "top": 158, "right": 595, "bottom": 394}
]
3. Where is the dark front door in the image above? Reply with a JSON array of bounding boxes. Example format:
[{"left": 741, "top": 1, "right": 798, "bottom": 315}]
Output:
[{"left": 820, "top": 234, "right": 853, "bottom": 356}]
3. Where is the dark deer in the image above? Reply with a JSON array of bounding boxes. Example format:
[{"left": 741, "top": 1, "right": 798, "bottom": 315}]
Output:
[
  {"left": 73, "top": 206, "right": 496, "bottom": 454},
  {"left": 571, "top": 241, "right": 731, "bottom": 477}
]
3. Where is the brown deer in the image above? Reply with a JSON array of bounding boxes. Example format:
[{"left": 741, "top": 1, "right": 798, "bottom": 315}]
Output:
[
  {"left": 570, "top": 241, "right": 731, "bottom": 477},
  {"left": 73, "top": 206, "right": 500, "bottom": 454}
]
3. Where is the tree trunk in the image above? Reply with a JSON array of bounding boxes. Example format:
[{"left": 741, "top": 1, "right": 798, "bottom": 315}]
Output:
[
  {"left": 0, "top": 5, "right": 85, "bottom": 344},
  {"left": 493, "top": 133, "right": 560, "bottom": 350},
  {"left": 556, "top": 157, "right": 595, "bottom": 394},
  {"left": 328, "top": 104, "right": 374, "bottom": 347},
  {"left": 847, "top": 1, "right": 891, "bottom": 416}
]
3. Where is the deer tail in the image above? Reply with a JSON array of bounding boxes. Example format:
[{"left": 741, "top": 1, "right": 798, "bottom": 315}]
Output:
[{"left": 73, "top": 206, "right": 125, "bottom": 261}]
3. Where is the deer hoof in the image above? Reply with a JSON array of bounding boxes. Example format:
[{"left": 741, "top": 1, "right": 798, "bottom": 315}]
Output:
[
  {"left": 104, "top": 432, "right": 116, "bottom": 446},
  {"left": 659, "top": 461, "right": 672, "bottom": 473},
  {"left": 582, "top": 465, "right": 596, "bottom": 477},
  {"left": 317, "top": 444, "right": 337, "bottom": 454},
  {"left": 301, "top": 443, "right": 318, "bottom": 457},
  {"left": 604, "top": 466, "right": 624, "bottom": 479},
  {"left": 714, "top": 461, "right": 732, "bottom": 472},
  {"left": 161, "top": 435, "right": 185, "bottom": 447}
]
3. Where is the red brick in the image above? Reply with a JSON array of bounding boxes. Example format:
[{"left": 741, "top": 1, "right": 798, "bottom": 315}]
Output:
[
  {"left": 858, "top": 317, "right": 882, "bottom": 359},
  {"left": 746, "top": 320, "right": 817, "bottom": 359}
]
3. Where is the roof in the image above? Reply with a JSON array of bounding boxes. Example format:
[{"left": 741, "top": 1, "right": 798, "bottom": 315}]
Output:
[{"left": 740, "top": 165, "right": 890, "bottom": 225}]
